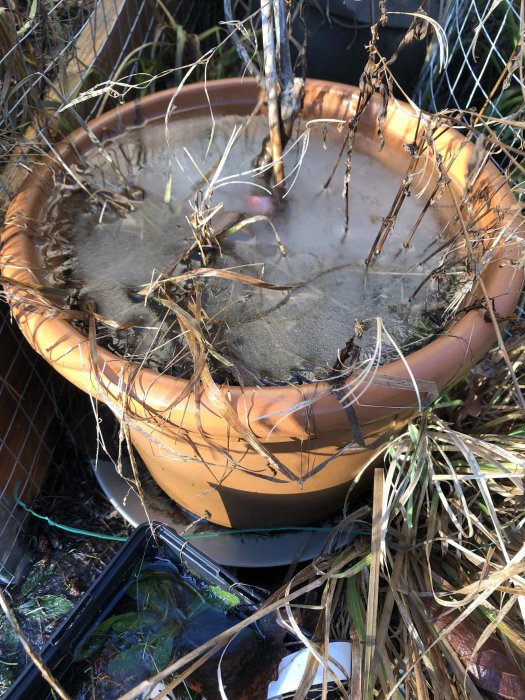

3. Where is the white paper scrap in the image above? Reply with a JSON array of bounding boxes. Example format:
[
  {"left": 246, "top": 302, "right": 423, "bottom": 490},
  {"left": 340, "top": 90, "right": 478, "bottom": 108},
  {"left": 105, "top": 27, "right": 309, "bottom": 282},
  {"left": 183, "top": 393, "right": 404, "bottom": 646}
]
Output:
[
  {"left": 266, "top": 641, "right": 352, "bottom": 698},
  {"left": 143, "top": 682, "right": 176, "bottom": 699}
]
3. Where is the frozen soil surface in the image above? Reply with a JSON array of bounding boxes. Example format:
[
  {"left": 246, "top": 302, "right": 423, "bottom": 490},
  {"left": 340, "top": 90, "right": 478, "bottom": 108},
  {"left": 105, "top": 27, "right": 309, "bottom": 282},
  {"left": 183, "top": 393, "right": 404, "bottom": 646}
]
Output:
[{"left": 45, "top": 113, "right": 457, "bottom": 384}]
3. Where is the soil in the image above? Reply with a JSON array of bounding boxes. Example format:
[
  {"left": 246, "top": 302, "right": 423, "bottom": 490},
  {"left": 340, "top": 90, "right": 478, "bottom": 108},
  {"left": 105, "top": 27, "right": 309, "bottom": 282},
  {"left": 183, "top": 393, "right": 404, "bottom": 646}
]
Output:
[
  {"left": 0, "top": 396, "right": 131, "bottom": 695},
  {"left": 39, "top": 112, "right": 461, "bottom": 385},
  {"left": 0, "top": 400, "right": 299, "bottom": 699}
]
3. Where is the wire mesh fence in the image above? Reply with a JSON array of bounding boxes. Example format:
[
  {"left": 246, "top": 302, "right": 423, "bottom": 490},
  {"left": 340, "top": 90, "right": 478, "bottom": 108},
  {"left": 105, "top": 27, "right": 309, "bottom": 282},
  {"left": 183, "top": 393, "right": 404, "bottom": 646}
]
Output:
[
  {"left": 0, "top": 0, "right": 156, "bottom": 210},
  {"left": 416, "top": 0, "right": 524, "bottom": 189},
  {"left": 0, "top": 0, "right": 157, "bottom": 585},
  {"left": 0, "top": 3, "right": 523, "bottom": 697},
  {"left": 0, "top": 0, "right": 229, "bottom": 585},
  {"left": 0, "top": 301, "right": 66, "bottom": 583}
]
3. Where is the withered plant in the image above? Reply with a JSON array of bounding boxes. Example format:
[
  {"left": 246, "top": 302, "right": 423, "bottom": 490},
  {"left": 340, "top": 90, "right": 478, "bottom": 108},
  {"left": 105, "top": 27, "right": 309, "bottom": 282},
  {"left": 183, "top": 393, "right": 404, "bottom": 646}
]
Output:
[{"left": 0, "top": 2, "right": 524, "bottom": 699}]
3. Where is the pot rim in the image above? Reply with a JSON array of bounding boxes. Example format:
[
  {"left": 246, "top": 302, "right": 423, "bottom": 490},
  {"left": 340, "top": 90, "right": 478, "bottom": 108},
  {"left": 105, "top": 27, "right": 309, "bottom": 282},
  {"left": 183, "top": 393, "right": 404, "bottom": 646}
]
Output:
[{"left": 2, "top": 78, "right": 523, "bottom": 439}]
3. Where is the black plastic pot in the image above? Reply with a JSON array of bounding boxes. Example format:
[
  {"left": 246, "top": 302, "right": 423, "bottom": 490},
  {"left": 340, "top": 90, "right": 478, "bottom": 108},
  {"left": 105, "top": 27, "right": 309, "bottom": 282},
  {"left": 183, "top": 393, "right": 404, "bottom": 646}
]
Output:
[
  {"left": 291, "top": 0, "right": 440, "bottom": 94},
  {"left": 5, "top": 523, "right": 264, "bottom": 699}
]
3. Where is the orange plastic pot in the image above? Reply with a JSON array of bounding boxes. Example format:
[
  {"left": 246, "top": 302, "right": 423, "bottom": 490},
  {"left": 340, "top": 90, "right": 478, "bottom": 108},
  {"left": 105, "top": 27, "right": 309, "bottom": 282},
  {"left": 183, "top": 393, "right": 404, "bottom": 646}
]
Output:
[{"left": 1, "top": 79, "right": 523, "bottom": 528}]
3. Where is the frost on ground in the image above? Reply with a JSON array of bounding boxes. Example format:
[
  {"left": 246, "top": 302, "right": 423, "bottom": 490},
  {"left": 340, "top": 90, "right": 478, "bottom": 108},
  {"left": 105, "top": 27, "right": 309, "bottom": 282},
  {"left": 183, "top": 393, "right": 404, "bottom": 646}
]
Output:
[{"left": 44, "top": 114, "right": 456, "bottom": 383}]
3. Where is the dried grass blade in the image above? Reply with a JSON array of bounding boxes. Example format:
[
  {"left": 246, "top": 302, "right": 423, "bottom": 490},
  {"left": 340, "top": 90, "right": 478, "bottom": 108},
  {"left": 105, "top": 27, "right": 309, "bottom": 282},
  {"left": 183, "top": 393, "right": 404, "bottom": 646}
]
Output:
[
  {"left": 387, "top": 549, "right": 525, "bottom": 697},
  {"left": 409, "top": 636, "right": 430, "bottom": 700},
  {"left": 166, "top": 298, "right": 300, "bottom": 482},
  {"left": 147, "top": 266, "right": 300, "bottom": 291},
  {"left": 363, "top": 469, "right": 384, "bottom": 698},
  {"left": 0, "top": 589, "right": 72, "bottom": 700},
  {"left": 426, "top": 598, "right": 525, "bottom": 699},
  {"left": 155, "top": 297, "right": 209, "bottom": 409},
  {"left": 446, "top": 182, "right": 525, "bottom": 414},
  {"left": 436, "top": 418, "right": 512, "bottom": 564},
  {"left": 199, "top": 362, "right": 299, "bottom": 482},
  {"left": 482, "top": 606, "right": 525, "bottom": 657},
  {"left": 349, "top": 622, "right": 362, "bottom": 699}
]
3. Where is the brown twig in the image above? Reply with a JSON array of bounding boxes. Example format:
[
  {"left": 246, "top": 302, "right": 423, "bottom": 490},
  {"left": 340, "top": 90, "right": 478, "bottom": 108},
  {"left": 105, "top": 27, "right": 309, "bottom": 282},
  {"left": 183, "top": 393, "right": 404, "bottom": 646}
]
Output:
[
  {"left": 363, "top": 469, "right": 384, "bottom": 698},
  {"left": 446, "top": 181, "right": 525, "bottom": 415}
]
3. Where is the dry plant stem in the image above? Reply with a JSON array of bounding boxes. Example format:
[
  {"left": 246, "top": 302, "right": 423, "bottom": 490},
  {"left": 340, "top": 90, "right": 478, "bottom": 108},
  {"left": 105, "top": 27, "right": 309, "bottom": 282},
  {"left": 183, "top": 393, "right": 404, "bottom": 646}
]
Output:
[
  {"left": 169, "top": 301, "right": 300, "bottom": 482},
  {"left": 0, "top": 588, "right": 72, "bottom": 700},
  {"left": 408, "top": 254, "right": 469, "bottom": 303},
  {"left": 367, "top": 416, "right": 525, "bottom": 696},
  {"left": 387, "top": 531, "right": 525, "bottom": 692},
  {"left": 260, "top": 0, "right": 285, "bottom": 189},
  {"left": 342, "top": 118, "right": 359, "bottom": 235},
  {"left": 364, "top": 469, "right": 384, "bottom": 698},
  {"left": 418, "top": 232, "right": 461, "bottom": 268},
  {"left": 274, "top": 0, "right": 293, "bottom": 91},
  {"left": 350, "top": 623, "right": 362, "bottom": 698},
  {"left": 479, "top": 273, "right": 525, "bottom": 415},
  {"left": 365, "top": 141, "right": 423, "bottom": 265},
  {"left": 409, "top": 639, "right": 429, "bottom": 700},
  {"left": 322, "top": 91, "right": 373, "bottom": 234},
  {"left": 373, "top": 526, "right": 407, "bottom": 683},
  {"left": 484, "top": 125, "right": 525, "bottom": 183},
  {"left": 475, "top": 46, "right": 524, "bottom": 126},
  {"left": 122, "top": 422, "right": 156, "bottom": 532},
  {"left": 223, "top": 0, "right": 261, "bottom": 80},
  {"left": 365, "top": 114, "right": 426, "bottom": 262},
  {"left": 403, "top": 182, "right": 440, "bottom": 247},
  {"left": 447, "top": 183, "right": 525, "bottom": 416},
  {"left": 154, "top": 0, "right": 180, "bottom": 35},
  {"left": 273, "top": 0, "right": 304, "bottom": 143}
]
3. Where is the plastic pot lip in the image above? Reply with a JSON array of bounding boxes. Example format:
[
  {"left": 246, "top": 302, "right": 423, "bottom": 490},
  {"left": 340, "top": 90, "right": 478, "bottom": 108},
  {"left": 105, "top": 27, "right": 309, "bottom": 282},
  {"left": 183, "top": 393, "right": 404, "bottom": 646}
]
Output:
[{"left": 2, "top": 77, "right": 524, "bottom": 432}]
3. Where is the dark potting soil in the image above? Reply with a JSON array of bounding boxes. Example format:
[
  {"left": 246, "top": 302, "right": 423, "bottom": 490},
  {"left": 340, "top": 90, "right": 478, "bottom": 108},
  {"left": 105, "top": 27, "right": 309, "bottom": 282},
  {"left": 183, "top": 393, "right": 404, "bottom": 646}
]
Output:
[{"left": 0, "top": 412, "right": 131, "bottom": 695}]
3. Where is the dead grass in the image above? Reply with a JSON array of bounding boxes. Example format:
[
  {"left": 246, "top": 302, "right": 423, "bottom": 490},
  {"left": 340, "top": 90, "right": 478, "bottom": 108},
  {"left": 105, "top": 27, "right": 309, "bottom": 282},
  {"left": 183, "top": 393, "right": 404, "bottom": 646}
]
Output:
[
  {"left": 0, "top": 1, "right": 524, "bottom": 698},
  {"left": 119, "top": 341, "right": 524, "bottom": 699}
]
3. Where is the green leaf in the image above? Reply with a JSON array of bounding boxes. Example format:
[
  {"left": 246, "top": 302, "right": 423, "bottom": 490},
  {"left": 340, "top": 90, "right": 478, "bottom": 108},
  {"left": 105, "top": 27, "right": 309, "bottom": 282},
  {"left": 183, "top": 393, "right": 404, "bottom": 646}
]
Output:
[
  {"left": 346, "top": 577, "right": 366, "bottom": 642},
  {"left": 75, "top": 611, "right": 161, "bottom": 661},
  {"left": 16, "top": 0, "right": 38, "bottom": 38},
  {"left": 0, "top": 619, "right": 21, "bottom": 655},
  {"left": 149, "top": 631, "right": 174, "bottom": 671},
  {"left": 107, "top": 632, "right": 174, "bottom": 677},
  {"left": 19, "top": 595, "right": 73, "bottom": 623},
  {"left": 107, "top": 644, "right": 147, "bottom": 678},
  {"left": 40, "top": 595, "right": 74, "bottom": 621},
  {"left": 408, "top": 423, "right": 419, "bottom": 445},
  {"left": 128, "top": 572, "right": 179, "bottom": 616},
  {"left": 205, "top": 585, "right": 241, "bottom": 609},
  {"left": 19, "top": 566, "right": 53, "bottom": 599}
]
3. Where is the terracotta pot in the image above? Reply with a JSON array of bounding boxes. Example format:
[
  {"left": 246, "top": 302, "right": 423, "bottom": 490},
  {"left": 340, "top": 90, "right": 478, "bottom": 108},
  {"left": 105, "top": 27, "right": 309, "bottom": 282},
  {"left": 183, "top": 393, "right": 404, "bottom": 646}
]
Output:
[{"left": 1, "top": 79, "right": 523, "bottom": 528}]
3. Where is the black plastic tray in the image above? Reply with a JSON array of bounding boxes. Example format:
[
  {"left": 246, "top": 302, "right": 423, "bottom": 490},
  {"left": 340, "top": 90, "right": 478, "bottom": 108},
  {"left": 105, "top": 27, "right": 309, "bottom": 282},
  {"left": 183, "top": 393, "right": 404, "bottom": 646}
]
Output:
[{"left": 5, "top": 522, "right": 264, "bottom": 699}]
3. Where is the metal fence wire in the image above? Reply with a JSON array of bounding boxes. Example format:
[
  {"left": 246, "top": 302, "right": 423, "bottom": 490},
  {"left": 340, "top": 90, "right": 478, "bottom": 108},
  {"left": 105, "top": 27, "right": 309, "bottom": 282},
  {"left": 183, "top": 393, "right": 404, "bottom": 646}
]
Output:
[
  {"left": 416, "top": 0, "right": 524, "bottom": 187},
  {"left": 0, "top": 0, "right": 222, "bottom": 584},
  {"left": 0, "top": 0, "right": 156, "bottom": 585},
  {"left": 0, "top": 0, "right": 155, "bottom": 210},
  {"left": 0, "top": 301, "right": 66, "bottom": 583}
]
